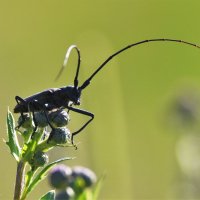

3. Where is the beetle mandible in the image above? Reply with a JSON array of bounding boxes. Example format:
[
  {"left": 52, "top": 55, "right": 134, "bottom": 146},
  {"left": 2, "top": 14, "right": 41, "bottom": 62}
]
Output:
[{"left": 14, "top": 38, "right": 200, "bottom": 144}]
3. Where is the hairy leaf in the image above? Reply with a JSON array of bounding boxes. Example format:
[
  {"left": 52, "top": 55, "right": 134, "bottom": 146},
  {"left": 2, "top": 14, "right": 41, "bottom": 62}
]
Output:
[
  {"left": 6, "top": 109, "right": 21, "bottom": 161},
  {"left": 25, "top": 157, "right": 74, "bottom": 197}
]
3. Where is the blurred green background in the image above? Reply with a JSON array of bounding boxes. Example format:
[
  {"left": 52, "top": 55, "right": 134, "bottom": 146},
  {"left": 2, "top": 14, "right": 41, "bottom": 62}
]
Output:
[{"left": 1, "top": 0, "right": 200, "bottom": 199}]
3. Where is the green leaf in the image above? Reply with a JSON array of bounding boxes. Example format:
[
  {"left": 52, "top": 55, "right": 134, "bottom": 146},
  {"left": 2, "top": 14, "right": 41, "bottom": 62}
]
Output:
[
  {"left": 76, "top": 175, "right": 105, "bottom": 200},
  {"left": 24, "top": 168, "right": 36, "bottom": 191},
  {"left": 6, "top": 109, "right": 21, "bottom": 161},
  {"left": 40, "top": 190, "right": 55, "bottom": 200},
  {"left": 24, "top": 157, "right": 74, "bottom": 198},
  {"left": 91, "top": 174, "right": 105, "bottom": 200},
  {"left": 77, "top": 190, "right": 91, "bottom": 200},
  {"left": 22, "top": 128, "right": 45, "bottom": 162}
]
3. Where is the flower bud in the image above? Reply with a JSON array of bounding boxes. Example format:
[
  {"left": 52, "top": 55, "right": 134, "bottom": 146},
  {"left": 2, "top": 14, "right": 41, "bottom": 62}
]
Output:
[
  {"left": 48, "top": 127, "right": 71, "bottom": 145},
  {"left": 30, "top": 151, "right": 49, "bottom": 168},
  {"left": 55, "top": 187, "right": 75, "bottom": 200},
  {"left": 34, "top": 111, "right": 48, "bottom": 128},
  {"left": 49, "top": 109, "right": 70, "bottom": 128},
  {"left": 49, "top": 164, "right": 72, "bottom": 190},
  {"left": 70, "top": 166, "right": 97, "bottom": 191},
  {"left": 18, "top": 113, "right": 32, "bottom": 129}
]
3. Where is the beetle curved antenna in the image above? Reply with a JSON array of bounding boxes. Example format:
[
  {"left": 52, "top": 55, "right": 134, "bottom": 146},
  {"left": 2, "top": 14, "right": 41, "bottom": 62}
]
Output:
[
  {"left": 55, "top": 45, "right": 81, "bottom": 88},
  {"left": 79, "top": 38, "right": 200, "bottom": 90}
]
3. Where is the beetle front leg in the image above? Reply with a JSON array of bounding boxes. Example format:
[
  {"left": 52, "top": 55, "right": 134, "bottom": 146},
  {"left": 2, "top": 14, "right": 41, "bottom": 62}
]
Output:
[{"left": 66, "top": 105, "right": 94, "bottom": 145}]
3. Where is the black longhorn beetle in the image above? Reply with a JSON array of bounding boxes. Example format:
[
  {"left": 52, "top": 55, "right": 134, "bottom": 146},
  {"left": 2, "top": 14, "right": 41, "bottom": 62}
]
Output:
[{"left": 14, "top": 38, "right": 200, "bottom": 145}]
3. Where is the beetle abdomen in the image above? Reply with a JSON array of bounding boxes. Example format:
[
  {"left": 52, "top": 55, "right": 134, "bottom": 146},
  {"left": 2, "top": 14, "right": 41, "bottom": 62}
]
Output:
[{"left": 14, "top": 103, "right": 42, "bottom": 113}]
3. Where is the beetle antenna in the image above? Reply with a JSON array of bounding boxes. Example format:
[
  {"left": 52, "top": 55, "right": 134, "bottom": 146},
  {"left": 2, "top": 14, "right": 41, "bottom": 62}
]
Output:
[
  {"left": 55, "top": 45, "right": 81, "bottom": 88},
  {"left": 80, "top": 38, "right": 200, "bottom": 90}
]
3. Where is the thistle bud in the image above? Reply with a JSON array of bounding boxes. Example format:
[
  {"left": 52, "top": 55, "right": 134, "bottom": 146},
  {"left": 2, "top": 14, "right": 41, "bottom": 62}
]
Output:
[
  {"left": 18, "top": 113, "right": 32, "bottom": 129},
  {"left": 49, "top": 164, "right": 72, "bottom": 190},
  {"left": 18, "top": 111, "right": 49, "bottom": 129},
  {"left": 30, "top": 151, "right": 49, "bottom": 168},
  {"left": 49, "top": 127, "right": 71, "bottom": 145},
  {"left": 34, "top": 111, "right": 48, "bottom": 127},
  {"left": 49, "top": 109, "right": 70, "bottom": 128},
  {"left": 55, "top": 187, "right": 75, "bottom": 200},
  {"left": 70, "top": 166, "right": 97, "bottom": 191}
]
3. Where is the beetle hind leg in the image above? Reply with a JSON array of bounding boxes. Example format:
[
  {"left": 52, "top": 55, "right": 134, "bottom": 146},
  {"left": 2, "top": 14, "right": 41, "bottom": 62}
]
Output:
[
  {"left": 15, "top": 96, "right": 27, "bottom": 129},
  {"left": 30, "top": 101, "right": 54, "bottom": 139}
]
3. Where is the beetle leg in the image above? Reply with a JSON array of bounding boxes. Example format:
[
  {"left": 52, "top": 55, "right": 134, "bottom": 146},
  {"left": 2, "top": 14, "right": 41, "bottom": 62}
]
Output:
[
  {"left": 15, "top": 96, "right": 26, "bottom": 129},
  {"left": 28, "top": 101, "right": 39, "bottom": 138},
  {"left": 30, "top": 101, "right": 54, "bottom": 138},
  {"left": 66, "top": 105, "right": 94, "bottom": 145},
  {"left": 15, "top": 96, "right": 38, "bottom": 135}
]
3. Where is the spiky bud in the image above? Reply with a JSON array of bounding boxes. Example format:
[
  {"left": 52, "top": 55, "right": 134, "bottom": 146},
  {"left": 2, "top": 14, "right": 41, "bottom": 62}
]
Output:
[
  {"left": 70, "top": 166, "right": 97, "bottom": 192},
  {"left": 49, "top": 109, "right": 70, "bottom": 128},
  {"left": 55, "top": 187, "right": 75, "bottom": 200},
  {"left": 34, "top": 111, "right": 48, "bottom": 127},
  {"left": 49, "top": 164, "right": 72, "bottom": 190},
  {"left": 30, "top": 151, "right": 49, "bottom": 168},
  {"left": 48, "top": 127, "right": 71, "bottom": 145},
  {"left": 18, "top": 113, "right": 32, "bottom": 129}
]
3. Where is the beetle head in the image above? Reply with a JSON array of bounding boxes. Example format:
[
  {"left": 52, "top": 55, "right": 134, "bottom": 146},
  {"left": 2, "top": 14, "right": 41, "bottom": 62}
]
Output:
[{"left": 66, "top": 86, "right": 81, "bottom": 105}]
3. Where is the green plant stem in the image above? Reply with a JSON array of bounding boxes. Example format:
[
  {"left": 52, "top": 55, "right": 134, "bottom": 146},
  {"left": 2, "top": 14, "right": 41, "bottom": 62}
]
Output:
[
  {"left": 20, "top": 169, "right": 37, "bottom": 200},
  {"left": 13, "top": 160, "right": 26, "bottom": 200},
  {"left": 36, "top": 140, "right": 55, "bottom": 152}
]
